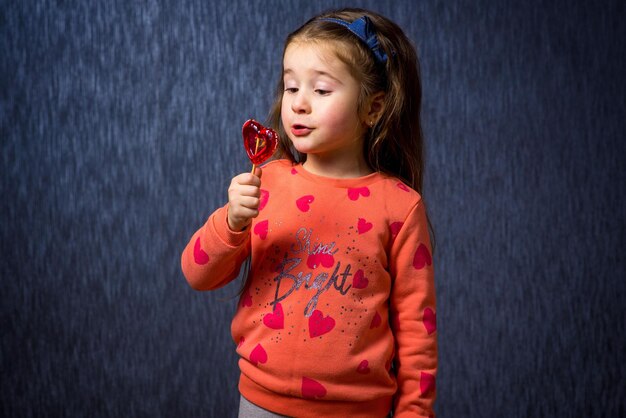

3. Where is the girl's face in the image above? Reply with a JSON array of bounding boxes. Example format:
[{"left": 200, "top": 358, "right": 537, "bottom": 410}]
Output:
[{"left": 281, "top": 41, "right": 370, "bottom": 173}]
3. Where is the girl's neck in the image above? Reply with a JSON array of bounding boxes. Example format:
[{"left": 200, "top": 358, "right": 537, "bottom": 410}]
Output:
[{"left": 302, "top": 154, "right": 374, "bottom": 179}]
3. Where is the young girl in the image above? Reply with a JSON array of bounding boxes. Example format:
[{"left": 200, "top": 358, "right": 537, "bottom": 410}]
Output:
[{"left": 182, "top": 8, "right": 437, "bottom": 418}]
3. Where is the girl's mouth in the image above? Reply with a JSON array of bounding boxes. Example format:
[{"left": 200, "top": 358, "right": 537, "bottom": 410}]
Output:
[{"left": 291, "top": 124, "right": 313, "bottom": 136}]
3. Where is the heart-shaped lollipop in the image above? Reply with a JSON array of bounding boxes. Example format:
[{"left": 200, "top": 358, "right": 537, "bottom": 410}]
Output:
[{"left": 242, "top": 119, "right": 278, "bottom": 172}]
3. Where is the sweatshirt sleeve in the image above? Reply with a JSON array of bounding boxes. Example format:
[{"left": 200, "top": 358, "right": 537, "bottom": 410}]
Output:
[
  {"left": 181, "top": 204, "right": 251, "bottom": 291},
  {"left": 389, "top": 199, "right": 437, "bottom": 417}
]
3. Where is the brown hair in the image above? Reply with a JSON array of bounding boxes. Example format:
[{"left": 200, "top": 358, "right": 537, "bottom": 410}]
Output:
[{"left": 268, "top": 7, "right": 426, "bottom": 194}]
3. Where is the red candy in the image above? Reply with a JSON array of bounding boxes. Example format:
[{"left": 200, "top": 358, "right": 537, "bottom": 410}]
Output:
[{"left": 242, "top": 119, "right": 278, "bottom": 165}]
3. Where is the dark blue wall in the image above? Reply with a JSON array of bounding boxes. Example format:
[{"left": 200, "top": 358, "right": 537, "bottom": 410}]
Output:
[{"left": 2, "top": 1, "right": 624, "bottom": 416}]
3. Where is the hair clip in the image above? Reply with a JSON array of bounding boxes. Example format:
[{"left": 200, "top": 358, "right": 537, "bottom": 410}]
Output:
[{"left": 318, "top": 16, "right": 388, "bottom": 64}]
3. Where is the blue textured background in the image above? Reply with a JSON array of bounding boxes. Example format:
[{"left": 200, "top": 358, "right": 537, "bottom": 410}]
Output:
[{"left": 1, "top": 0, "right": 624, "bottom": 417}]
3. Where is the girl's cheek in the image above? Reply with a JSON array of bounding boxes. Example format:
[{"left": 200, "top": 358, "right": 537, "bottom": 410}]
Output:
[
  {"left": 280, "top": 105, "right": 295, "bottom": 142},
  {"left": 280, "top": 101, "right": 289, "bottom": 125},
  {"left": 280, "top": 112, "right": 289, "bottom": 131}
]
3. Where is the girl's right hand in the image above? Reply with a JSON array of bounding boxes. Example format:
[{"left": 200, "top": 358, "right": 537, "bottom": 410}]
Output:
[{"left": 227, "top": 167, "right": 262, "bottom": 232}]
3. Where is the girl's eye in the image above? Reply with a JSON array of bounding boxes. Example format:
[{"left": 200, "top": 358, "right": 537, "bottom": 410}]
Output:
[
  {"left": 315, "top": 89, "right": 330, "bottom": 95},
  {"left": 284, "top": 87, "right": 298, "bottom": 93}
]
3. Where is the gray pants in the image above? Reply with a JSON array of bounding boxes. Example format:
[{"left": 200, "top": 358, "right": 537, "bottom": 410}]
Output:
[
  {"left": 238, "top": 394, "right": 393, "bottom": 417},
  {"left": 238, "top": 395, "right": 291, "bottom": 418}
]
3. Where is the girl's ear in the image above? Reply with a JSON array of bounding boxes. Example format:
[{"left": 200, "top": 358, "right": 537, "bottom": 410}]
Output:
[{"left": 362, "top": 91, "right": 386, "bottom": 126}]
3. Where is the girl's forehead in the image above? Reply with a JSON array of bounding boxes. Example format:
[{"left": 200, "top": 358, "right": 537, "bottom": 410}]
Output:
[
  {"left": 285, "top": 40, "right": 336, "bottom": 59},
  {"left": 283, "top": 40, "right": 350, "bottom": 73}
]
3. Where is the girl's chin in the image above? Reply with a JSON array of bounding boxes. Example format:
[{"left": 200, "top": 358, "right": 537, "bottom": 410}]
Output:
[{"left": 289, "top": 139, "right": 316, "bottom": 154}]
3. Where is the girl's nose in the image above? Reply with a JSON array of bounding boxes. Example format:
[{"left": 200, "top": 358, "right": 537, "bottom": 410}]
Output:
[{"left": 291, "top": 92, "right": 311, "bottom": 114}]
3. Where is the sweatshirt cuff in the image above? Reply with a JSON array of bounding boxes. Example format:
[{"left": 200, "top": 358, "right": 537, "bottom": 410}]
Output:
[{"left": 210, "top": 204, "right": 250, "bottom": 248}]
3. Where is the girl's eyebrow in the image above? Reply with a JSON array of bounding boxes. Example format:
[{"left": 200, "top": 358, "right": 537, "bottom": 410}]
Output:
[{"left": 283, "top": 68, "right": 343, "bottom": 84}]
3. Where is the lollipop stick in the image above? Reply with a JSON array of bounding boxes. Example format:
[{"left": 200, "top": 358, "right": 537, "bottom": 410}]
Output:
[{"left": 251, "top": 136, "right": 260, "bottom": 174}]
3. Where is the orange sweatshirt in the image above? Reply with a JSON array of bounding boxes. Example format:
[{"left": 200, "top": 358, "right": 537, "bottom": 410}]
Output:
[{"left": 181, "top": 160, "right": 437, "bottom": 417}]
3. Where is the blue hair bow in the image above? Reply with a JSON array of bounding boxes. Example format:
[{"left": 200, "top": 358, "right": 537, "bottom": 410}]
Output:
[{"left": 318, "top": 16, "right": 388, "bottom": 64}]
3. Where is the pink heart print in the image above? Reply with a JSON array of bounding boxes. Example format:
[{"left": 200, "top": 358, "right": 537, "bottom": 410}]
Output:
[
  {"left": 413, "top": 243, "right": 432, "bottom": 269},
  {"left": 370, "top": 311, "right": 382, "bottom": 329},
  {"left": 301, "top": 377, "right": 327, "bottom": 399},
  {"left": 420, "top": 371, "right": 436, "bottom": 396},
  {"left": 357, "top": 360, "right": 370, "bottom": 374},
  {"left": 263, "top": 303, "right": 285, "bottom": 330},
  {"left": 396, "top": 182, "right": 410, "bottom": 192},
  {"left": 423, "top": 307, "right": 437, "bottom": 334},
  {"left": 258, "top": 189, "right": 269, "bottom": 211},
  {"left": 296, "top": 195, "right": 315, "bottom": 212},
  {"left": 357, "top": 218, "right": 373, "bottom": 234},
  {"left": 352, "top": 269, "right": 369, "bottom": 289},
  {"left": 253, "top": 219, "right": 269, "bottom": 240},
  {"left": 309, "top": 310, "right": 335, "bottom": 338},
  {"left": 307, "top": 253, "right": 335, "bottom": 269},
  {"left": 389, "top": 221, "right": 403, "bottom": 244},
  {"left": 347, "top": 187, "right": 370, "bottom": 201},
  {"left": 250, "top": 343, "right": 268, "bottom": 366},
  {"left": 193, "top": 237, "right": 210, "bottom": 265}
]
